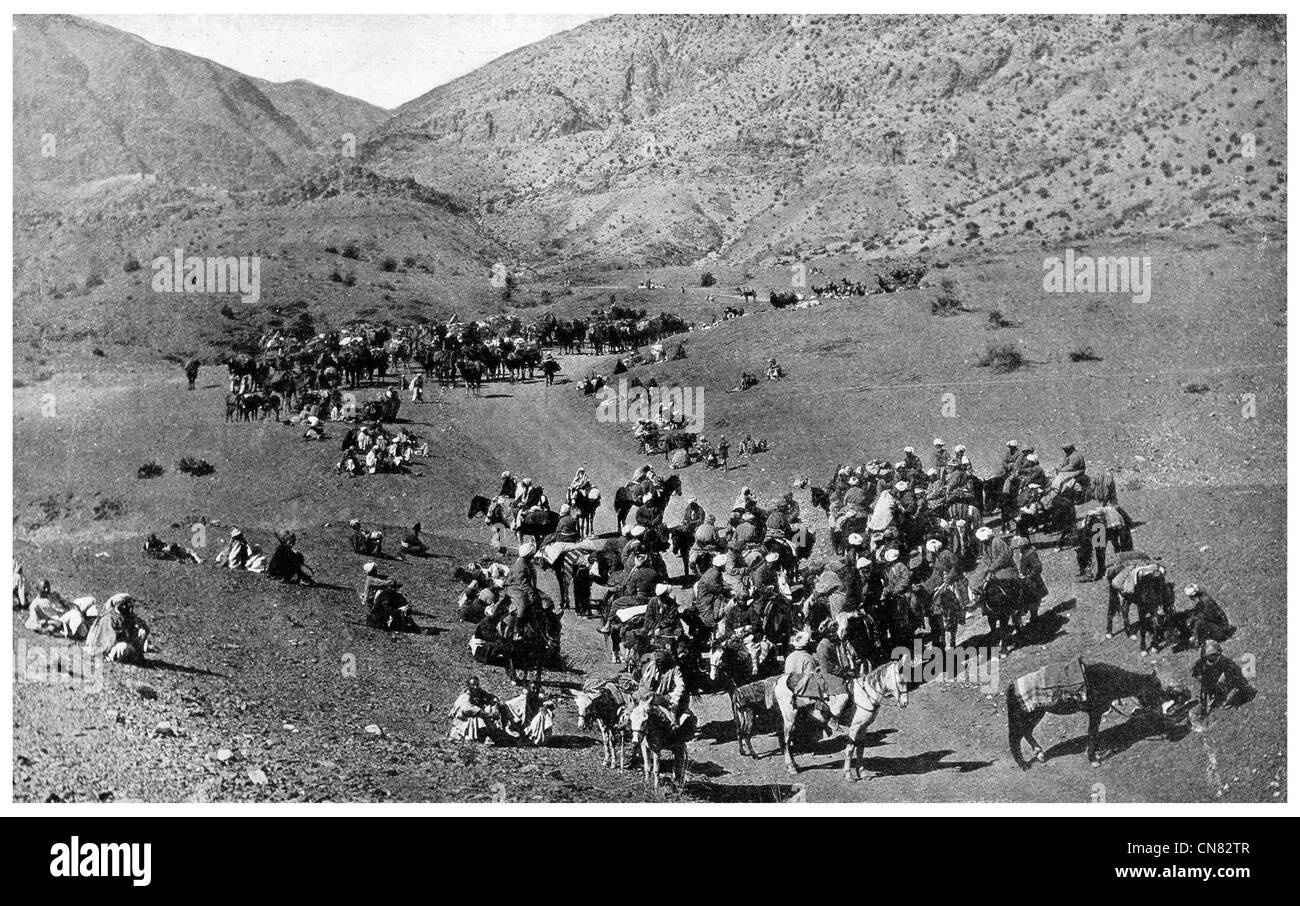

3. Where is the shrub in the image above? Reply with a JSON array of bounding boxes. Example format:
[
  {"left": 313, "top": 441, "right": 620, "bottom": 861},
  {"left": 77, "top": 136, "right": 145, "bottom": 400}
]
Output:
[
  {"left": 178, "top": 457, "right": 216, "bottom": 477},
  {"left": 700, "top": 272, "right": 717, "bottom": 288},
  {"left": 1184, "top": 382, "right": 1211, "bottom": 394},
  {"left": 1069, "top": 346, "right": 1102, "bottom": 362},
  {"left": 341, "top": 244, "right": 360, "bottom": 259},
  {"left": 380, "top": 257, "right": 398, "bottom": 272},
  {"left": 123, "top": 256, "right": 141, "bottom": 273},
  {"left": 978, "top": 343, "right": 1026, "bottom": 373},
  {"left": 987, "top": 309, "right": 1013, "bottom": 329},
  {"left": 136, "top": 461, "right": 165, "bottom": 479},
  {"left": 931, "top": 278, "right": 964, "bottom": 316}
]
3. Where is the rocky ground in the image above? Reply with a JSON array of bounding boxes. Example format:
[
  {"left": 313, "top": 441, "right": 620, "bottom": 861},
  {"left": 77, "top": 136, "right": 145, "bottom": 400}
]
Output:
[{"left": 12, "top": 237, "right": 1286, "bottom": 803}]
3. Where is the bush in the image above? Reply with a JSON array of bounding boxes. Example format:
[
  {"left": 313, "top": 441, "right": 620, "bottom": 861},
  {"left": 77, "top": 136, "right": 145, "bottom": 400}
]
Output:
[
  {"left": 136, "top": 461, "right": 165, "bottom": 480},
  {"left": 380, "top": 257, "right": 398, "bottom": 272},
  {"left": 931, "top": 278, "right": 964, "bottom": 316},
  {"left": 178, "top": 457, "right": 215, "bottom": 477},
  {"left": 1184, "top": 382, "right": 1211, "bottom": 394},
  {"left": 700, "top": 272, "right": 717, "bottom": 288},
  {"left": 341, "top": 244, "right": 360, "bottom": 259},
  {"left": 978, "top": 343, "right": 1025, "bottom": 373},
  {"left": 123, "top": 256, "right": 141, "bottom": 273},
  {"left": 329, "top": 270, "right": 344, "bottom": 283},
  {"left": 1069, "top": 346, "right": 1102, "bottom": 362},
  {"left": 987, "top": 309, "right": 1013, "bottom": 329}
]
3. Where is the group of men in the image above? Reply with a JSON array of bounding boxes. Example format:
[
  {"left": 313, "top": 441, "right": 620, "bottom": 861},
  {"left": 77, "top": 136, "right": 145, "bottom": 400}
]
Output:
[{"left": 335, "top": 420, "right": 423, "bottom": 476}]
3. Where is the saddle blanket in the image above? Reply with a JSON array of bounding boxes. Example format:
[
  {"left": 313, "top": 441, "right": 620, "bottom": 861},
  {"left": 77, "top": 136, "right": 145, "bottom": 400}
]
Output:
[
  {"left": 785, "top": 670, "right": 829, "bottom": 702},
  {"left": 541, "top": 538, "right": 604, "bottom": 566},
  {"left": 1111, "top": 561, "right": 1163, "bottom": 595},
  {"left": 615, "top": 603, "right": 649, "bottom": 623},
  {"left": 1015, "top": 659, "right": 1087, "bottom": 712}
]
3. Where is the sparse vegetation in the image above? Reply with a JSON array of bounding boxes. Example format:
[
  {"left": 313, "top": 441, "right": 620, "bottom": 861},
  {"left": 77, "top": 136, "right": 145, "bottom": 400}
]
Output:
[
  {"left": 178, "top": 457, "right": 216, "bottom": 476},
  {"left": 931, "top": 278, "right": 965, "bottom": 316},
  {"left": 978, "top": 343, "right": 1026, "bottom": 373},
  {"left": 137, "top": 460, "right": 165, "bottom": 479}
]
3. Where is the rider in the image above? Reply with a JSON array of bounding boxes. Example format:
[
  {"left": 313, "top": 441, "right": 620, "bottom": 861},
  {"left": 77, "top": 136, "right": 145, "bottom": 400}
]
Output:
[
  {"left": 1019, "top": 453, "right": 1047, "bottom": 492},
  {"left": 814, "top": 618, "right": 855, "bottom": 732},
  {"left": 932, "top": 438, "right": 950, "bottom": 474},
  {"left": 1050, "top": 443, "right": 1086, "bottom": 493},
  {"left": 502, "top": 542, "right": 541, "bottom": 638},
  {"left": 638, "top": 649, "right": 694, "bottom": 731}
]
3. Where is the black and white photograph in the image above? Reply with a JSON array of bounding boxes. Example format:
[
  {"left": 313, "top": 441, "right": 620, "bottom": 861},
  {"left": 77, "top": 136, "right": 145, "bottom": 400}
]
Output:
[{"left": 7, "top": 4, "right": 1291, "bottom": 835}]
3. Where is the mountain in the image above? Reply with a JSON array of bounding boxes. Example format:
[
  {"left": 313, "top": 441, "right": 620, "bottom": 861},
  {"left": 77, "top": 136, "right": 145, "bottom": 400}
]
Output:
[
  {"left": 13, "top": 15, "right": 389, "bottom": 191},
  {"left": 361, "top": 13, "right": 1286, "bottom": 266}
]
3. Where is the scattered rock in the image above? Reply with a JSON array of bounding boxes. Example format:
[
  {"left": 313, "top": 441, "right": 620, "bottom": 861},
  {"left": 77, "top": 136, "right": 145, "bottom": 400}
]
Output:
[
  {"left": 151, "top": 721, "right": 177, "bottom": 739},
  {"left": 247, "top": 768, "right": 268, "bottom": 786},
  {"left": 217, "top": 748, "right": 234, "bottom": 762},
  {"left": 364, "top": 724, "right": 384, "bottom": 737}
]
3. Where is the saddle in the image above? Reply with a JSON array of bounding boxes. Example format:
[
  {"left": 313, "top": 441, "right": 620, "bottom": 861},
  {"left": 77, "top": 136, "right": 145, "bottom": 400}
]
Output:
[{"left": 785, "top": 670, "right": 830, "bottom": 702}]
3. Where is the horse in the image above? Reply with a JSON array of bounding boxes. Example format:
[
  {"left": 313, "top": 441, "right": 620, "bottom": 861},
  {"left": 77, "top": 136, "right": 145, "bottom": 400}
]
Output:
[
  {"left": 973, "top": 574, "right": 1032, "bottom": 658},
  {"left": 773, "top": 656, "right": 910, "bottom": 781},
  {"left": 566, "top": 486, "right": 601, "bottom": 536},
  {"left": 627, "top": 698, "right": 692, "bottom": 789},
  {"left": 1007, "top": 660, "right": 1186, "bottom": 768},
  {"left": 457, "top": 361, "right": 483, "bottom": 396},
  {"left": 1112, "top": 570, "right": 1177, "bottom": 654},
  {"left": 516, "top": 507, "right": 559, "bottom": 544}
]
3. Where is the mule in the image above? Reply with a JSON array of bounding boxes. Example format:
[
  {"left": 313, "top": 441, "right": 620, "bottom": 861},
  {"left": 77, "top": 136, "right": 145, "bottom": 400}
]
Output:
[
  {"left": 627, "top": 698, "right": 692, "bottom": 789},
  {"left": 572, "top": 682, "right": 635, "bottom": 769}
]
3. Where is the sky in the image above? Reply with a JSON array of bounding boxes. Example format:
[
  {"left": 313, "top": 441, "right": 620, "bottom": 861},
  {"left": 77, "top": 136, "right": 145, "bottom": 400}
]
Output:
[{"left": 88, "top": 14, "right": 603, "bottom": 109}]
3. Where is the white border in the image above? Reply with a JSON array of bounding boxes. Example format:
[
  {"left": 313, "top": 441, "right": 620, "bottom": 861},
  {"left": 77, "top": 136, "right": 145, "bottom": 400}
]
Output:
[{"left": 3, "top": 0, "right": 1294, "bottom": 818}]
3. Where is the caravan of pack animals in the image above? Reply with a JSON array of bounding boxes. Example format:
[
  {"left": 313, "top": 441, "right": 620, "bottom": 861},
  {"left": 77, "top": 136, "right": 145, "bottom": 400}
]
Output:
[
  {"left": 18, "top": 290, "right": 1253, "bottom": 791},
  {"left": 13, "top": 13, "right": 1284, "bottom": 803}
]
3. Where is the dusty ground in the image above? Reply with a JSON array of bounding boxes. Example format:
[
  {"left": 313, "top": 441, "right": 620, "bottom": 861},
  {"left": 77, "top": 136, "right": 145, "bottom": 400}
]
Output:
[{"left": 12, "top": 238, "right": 1286, "bottom": 803}]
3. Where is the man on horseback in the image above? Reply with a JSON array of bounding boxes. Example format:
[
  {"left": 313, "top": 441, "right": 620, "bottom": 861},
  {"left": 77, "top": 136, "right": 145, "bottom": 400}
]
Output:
[
  {"left": 638, "top": 649, "right": 694, "bottom": 732},
  {"left": 1050, "top": 442, "right": 1086, "bottom": 494},
  {"left": 813, "top": 618, "right": 855, "bottom": 733},
  {"left": 503, "top": 542, "right": 541, "bottom": 638}
]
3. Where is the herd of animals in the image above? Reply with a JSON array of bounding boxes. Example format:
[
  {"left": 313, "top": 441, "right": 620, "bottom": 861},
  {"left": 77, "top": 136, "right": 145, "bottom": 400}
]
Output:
[{"left": 59, "top": 288, "right": 1253, "bottom": 795}]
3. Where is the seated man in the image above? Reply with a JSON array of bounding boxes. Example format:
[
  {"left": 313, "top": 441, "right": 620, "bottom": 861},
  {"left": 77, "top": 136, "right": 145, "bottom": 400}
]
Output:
[
  {"left": 502, "top": 682, "right": 555, "bottom": 747},
  {"left": 1191, "top": 640, "right": 1251, "bottom": 721},
  {"left": 447, "top": 677, "right": 503, "bottom": 743},
  {"left": 400, "top": 522, "right": 428, "bottom": 557},
  {"left": 1050, "top": 443, "right": 1086, "bottom": 493}
]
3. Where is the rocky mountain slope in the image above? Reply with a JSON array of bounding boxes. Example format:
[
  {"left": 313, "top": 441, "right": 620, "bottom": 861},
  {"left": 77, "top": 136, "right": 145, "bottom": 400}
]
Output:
[
  {"left": 362, "top": 14, "right": 1286, "bottom": 266},
  {"left": 13, "top": 15, "right": 388, "bottom": 191}
]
